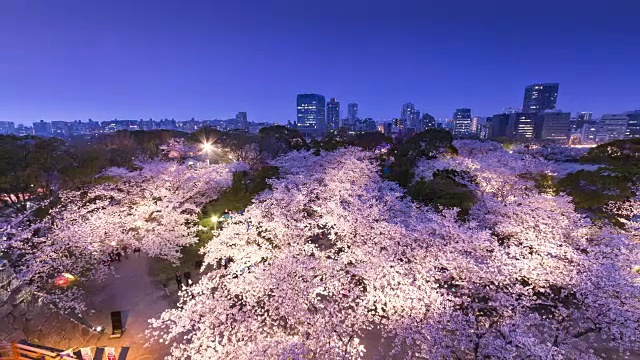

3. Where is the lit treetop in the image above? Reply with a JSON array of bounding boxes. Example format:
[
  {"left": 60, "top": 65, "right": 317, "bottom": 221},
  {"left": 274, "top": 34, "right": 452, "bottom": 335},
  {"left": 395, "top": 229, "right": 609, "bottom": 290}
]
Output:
[
  {"left": 1, "top": 160, "right": 244, "bottom": 313},
  {"left": 149, "top": 147, "right": 640, "bottom": 359}
]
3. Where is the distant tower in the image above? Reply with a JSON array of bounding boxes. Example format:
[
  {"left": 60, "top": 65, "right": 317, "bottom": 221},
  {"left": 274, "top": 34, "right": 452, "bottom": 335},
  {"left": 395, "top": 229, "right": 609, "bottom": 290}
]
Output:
[
  {"left": 626, "top": 111, "right": 640, "bottom": 138},
  {"left": 536, "top": 110, "right": 571, "bottom": 140},
  {"left": 235, "top": 112, "right": 248, "bottom": 130},
  {"left": 596, "top": 114, "right": 629, "bottom": 142},
  {"left": 453, "top": 108, "right": 472, "bottom": 136},
  {"left": 575, "top": 112, "right": 592, "bottom": 130},
  {"left": 327, "top": 98, "right": 341, "bottom": 130},
  {"left": 421, "top": 113, "right": 436, "bottom": 129},
  {"left": 523, "top": 83, "right": 559, "bottom": 113},
  {"left": 296, "top": 94, "right": 326, "bottom": 135},
  {"left": 347, "top": 103, "right": 359, "bottom": 128},
  {"left": 401, "top": 103, "right": 420, "bottom": 130}
]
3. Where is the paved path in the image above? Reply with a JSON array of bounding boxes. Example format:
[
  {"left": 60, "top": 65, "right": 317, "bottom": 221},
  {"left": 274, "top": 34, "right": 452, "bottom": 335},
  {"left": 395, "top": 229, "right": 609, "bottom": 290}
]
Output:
[
  {"left": 1, "top": 253, "right": 175, "bottom": 359},
  {"left": 81, "top": 253, "right": 174, "bottom": 359}
]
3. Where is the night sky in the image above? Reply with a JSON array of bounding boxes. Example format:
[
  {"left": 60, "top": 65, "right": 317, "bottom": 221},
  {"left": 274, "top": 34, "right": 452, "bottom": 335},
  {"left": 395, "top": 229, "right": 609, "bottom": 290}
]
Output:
[{"left": 1, "top": 0, "right": 638, "bottom": 124}]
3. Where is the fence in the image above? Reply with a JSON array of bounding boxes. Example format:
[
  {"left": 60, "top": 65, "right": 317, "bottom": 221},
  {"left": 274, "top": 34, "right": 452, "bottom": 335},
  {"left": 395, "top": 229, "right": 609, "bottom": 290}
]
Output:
[{"left": 0, "top": 342, "right": 78, "bottom": 360}]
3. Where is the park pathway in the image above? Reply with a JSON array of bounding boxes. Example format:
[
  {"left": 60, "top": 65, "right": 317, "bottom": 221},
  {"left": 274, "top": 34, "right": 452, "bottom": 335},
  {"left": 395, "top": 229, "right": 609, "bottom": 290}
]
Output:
[{"left": 1, "top": 252, "right": 174, "bottom": 359}]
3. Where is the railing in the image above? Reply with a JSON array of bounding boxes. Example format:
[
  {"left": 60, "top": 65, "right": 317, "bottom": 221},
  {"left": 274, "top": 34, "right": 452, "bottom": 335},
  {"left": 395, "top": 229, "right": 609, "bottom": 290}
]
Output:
[{"left": 0, "top": 342, "right": 78, "bottom": 360}]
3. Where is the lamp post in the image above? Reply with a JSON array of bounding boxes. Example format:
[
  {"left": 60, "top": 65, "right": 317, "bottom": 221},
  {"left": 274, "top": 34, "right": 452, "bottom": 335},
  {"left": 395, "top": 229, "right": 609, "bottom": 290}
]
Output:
[{"left": 202, "top": 141, "right": 213, "bottom": 165}]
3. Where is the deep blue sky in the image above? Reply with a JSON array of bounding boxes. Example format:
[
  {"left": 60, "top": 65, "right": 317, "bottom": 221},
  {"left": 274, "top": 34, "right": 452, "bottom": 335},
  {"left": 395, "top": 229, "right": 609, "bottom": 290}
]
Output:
[{"left": 1, "top": 0, "right": 638, "bottom": 124}]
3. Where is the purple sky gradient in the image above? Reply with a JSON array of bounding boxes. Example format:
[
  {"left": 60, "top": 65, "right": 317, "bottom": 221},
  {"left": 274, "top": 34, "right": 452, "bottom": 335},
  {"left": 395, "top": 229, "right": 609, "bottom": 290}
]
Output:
[{"left": 1, "top": 0, "right": 639, "bottom": 125}]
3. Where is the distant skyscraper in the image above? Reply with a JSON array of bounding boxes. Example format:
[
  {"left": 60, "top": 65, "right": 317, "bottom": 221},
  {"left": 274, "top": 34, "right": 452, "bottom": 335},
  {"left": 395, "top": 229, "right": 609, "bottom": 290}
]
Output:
[
  {"left": 51, "top": 121, "right": 70, "bottom": 137},
  {"left": 536, "top": 110, "right": 571, "bottom": 140},
  {"left": 363, "top": 118, "right": 377, "bottom": 132},
  {"left": 625, "top": 111, "right": 640, "bottom": 138},
  {"left": 384, "top": 122, "right": 393, "bottom": 134},
  {"left": 0, "top": 121, "right": 15, "bottom": 135},
  {"left": 33, "top": 120, "right": 52, "bottom": 136},
  {"left": 523, "top": 83, "right": 559, "bottom": 113},
  {"left": 581, "top": 121, "right": 598, "bottom": 144},
  {"left": 507, "top": 112, "right": 536, "bottom": 139},
  {"left": 347, "top": 103, "right": 358, "bottom": 129},
  {"left": 453, "top": 108, "right": 472, "bottom": 136},
  {"left": 401, "top": 103, "right": 420, "bottom": 130},
  {"left": 471, "top": 117, "right": 478, "bottom": 133},
  {"left": 575, "top": 112, "right": 592, "bottom": 130},
  {"left": 296, "top": 94, "right": 326, "bottom": 134},
  {"left": 327, "top": 98, "right": 340, "bottom": 130},
  {"left": 489, "top": 113, "right": 510, "bottom": 139},
  {"left": 421, "top": 113, "right": 436, "bottom": 130},
  {"left": 596, "top": 114, "right": 628, "bottom": 143},
  {"left": 235, "top": 112, "right": 248, "bottom": 130},
  {"left": 392, "top": 118, "right": 403, "bottom": 130}
]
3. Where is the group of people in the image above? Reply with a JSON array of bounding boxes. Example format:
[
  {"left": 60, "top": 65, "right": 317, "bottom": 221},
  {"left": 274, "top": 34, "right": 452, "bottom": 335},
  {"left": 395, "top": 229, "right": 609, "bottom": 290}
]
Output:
[
  {"left": 175, "top": 271, "right": 193, "bottom": 290},
  {"left": 103, "top": 245, "right": 141, "bottom": 266}
]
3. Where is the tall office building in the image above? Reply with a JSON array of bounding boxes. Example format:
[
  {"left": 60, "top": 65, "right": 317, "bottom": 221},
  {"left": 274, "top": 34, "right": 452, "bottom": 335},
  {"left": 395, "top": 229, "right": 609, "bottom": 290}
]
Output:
[
  {"left": 401, "top": 103, "right": 420, "bottom": 131},
  {"left": 33, "top": 120, "right": 52, "bottom": 136},
  {"left": 363, "top": 118, "right": 377, "bottom": 132},
  {"left": 421, "top": 113, "right": 436, "bottom": 129},
  {"left": 581, "top": 121, "right": 598, "bottom": 144},
  {"left": 625, "top": 111, "right": 640, "bottom": 138},
  {"left": 489, "top": 113, "right": 510, "bottom": 139},
  {"left": 507, "top": 112, "right": 536, "bottom": 139},
  {"left": 296, "top": 94, "right": 326, "bottom": 135},
  {"left": 347, "top": 103, "right": 359, "bottom": 129},
  {"left": 235, "top": 112, "right": 248, "bottom": 130},
  {"left": 453, "top": 108, "right": 472, "bottom": 136},
  {"left": 0, "top": 121, "right": 15, "bottom": 135},
  {"left": 51, "top": 121, "right": 70, "bottom": 137},
  {"left": 575, "top": 112, "right": 592, "bottom": 130},
  {"left": 536, "top": 110, "right": 571, "bottom": 140},
  {"left": 596, "top": 114, "right": 628, "bottom": 143},
  {"left": 523, "top": 83, "right": 559, "bottom": 113},
  {"left": 327, "top": 98, "right": 341, "bottom": 130}
]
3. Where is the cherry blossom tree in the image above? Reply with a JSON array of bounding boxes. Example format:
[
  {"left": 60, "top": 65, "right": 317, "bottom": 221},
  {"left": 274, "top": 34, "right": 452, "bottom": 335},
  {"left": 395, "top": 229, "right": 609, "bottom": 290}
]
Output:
[
  {"left": 1, "top": 160, "right": 244, "bottom": 313},
  {"left": 160, "top": 138, "right": 199, "bottom": 160},
  {"left": 148, "top": 147, "right": 640, "bottom": 359}
]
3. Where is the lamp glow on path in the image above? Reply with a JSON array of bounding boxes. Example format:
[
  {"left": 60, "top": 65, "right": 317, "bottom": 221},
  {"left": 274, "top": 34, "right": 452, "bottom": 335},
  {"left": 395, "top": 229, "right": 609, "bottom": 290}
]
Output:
[{"left": 211, "top": 215, "right": 218, "bottom": 231}]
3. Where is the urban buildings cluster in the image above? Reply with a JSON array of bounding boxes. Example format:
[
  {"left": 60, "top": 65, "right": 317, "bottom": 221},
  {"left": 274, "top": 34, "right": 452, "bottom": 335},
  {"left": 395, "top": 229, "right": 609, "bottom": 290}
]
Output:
[
  {"left": 1, "top": 85, "right": 638, "bottom": 144},
  {"left": 291, "top": 84, "right": 639, "bottom": 144},
  {"left": 0, "top": 112, "right": 275, "bottom": 138}
]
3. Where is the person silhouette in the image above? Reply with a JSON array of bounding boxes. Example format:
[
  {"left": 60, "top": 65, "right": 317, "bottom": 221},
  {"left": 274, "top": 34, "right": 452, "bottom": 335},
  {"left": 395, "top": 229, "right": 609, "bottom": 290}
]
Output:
[{"left": 175, "top": 272, "right": 183, "bottom": 290}]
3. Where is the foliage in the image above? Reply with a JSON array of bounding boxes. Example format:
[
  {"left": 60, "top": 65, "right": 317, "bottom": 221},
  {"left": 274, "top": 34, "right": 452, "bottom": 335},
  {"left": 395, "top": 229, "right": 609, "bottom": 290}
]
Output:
[
  {"left": 258, "top": 126, "right": 306, "bottom": 157},
  {"left": 387, "top": 129, "right": 456, "bottom": 187},
  {"left": 149, "top": 148, "right": 640, "bottom": 359},
  {"left": 580, "top": 138, "right": 640, "bottom": 167},
  {"left": 557, "top": 168, "right": 636, "bottom": 215},
  {"left": 201, "top": 166, "right": 280, "bottom": 221},
  {"left": 1, "top": 160, "right": 240, "bottom": 313},
  {"left": 409, "top": 170, "right": 477, "bottom": 218},
  {"left": 520, "top": 172, "right": 557, "bottom": 195},
  {"left": 310, "top": 132, "right": 392, "bottom": 154},
  {"left": 0, "top": 135, "right": 72, "bottom": 211}
]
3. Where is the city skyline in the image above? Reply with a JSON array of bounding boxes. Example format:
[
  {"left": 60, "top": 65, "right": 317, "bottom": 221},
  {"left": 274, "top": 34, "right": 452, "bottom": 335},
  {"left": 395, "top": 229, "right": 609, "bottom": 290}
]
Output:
[{"left": 1, "top": 0, "right": 639, "bottom": 124}]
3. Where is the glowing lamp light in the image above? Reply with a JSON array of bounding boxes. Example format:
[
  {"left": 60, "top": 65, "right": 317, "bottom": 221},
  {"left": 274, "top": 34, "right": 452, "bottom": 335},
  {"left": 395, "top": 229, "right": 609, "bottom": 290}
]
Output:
[
  {"left": 54, "top": 277, "right": 69, "bottom": 287},
  {"left": 211, "top": 215, "right": 218, "bottom": 223},
  {"left": 54, "top": 273, "right": 76, "bottom": 287},
  {"left": 201, "top": 142, "right": 213, "bottom": 153}
]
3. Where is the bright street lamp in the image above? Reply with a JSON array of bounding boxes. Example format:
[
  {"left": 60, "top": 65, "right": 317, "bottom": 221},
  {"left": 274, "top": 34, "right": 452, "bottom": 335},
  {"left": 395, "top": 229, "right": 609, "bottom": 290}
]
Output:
[
  {"left": 201, "top": 141, "right": 214, "bottom": 165},
  {"left": 201, "top": 141, "right": 213, "bottom": 153}
]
